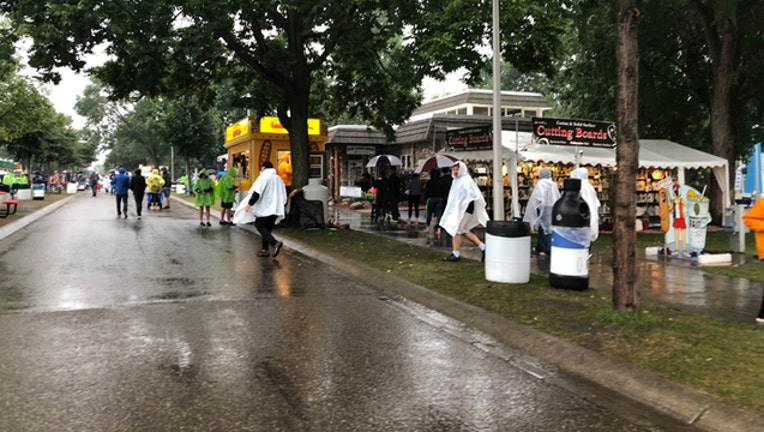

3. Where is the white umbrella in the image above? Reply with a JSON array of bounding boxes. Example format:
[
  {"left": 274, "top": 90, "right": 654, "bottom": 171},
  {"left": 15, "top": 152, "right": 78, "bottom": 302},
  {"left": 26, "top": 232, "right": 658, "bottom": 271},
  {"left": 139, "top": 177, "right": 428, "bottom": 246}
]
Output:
[
  {"left": 414, "top": 154, "right": 458, "bottom": 174},
  {"left": 366, "top": 154, "right": 402, "bottom": 168}
]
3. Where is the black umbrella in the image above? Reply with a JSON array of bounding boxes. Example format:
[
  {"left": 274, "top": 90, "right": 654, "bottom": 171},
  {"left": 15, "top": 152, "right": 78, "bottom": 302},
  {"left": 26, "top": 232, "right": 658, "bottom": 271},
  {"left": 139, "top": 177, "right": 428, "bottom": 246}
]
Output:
[{"left": 366, "top": 154, "right": 403, "bottom": 168}]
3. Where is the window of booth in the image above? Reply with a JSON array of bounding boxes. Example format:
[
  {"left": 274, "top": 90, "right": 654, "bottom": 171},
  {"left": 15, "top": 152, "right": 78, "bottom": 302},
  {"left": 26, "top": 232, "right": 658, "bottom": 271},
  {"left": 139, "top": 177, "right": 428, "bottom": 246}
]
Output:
[
  {"left": 401, "top": 154, "right": 412, "bottom": 169},
  {"left": 231, "top": 151, "right": 250, "bottom": 180},
  {"left": 310, "top": 154, "right": 324, "bottom": 178}
]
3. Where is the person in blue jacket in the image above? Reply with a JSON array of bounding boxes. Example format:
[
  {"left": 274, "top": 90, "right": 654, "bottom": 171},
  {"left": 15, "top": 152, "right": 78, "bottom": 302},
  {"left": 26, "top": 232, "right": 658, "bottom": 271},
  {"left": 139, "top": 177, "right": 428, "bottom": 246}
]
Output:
[{"left": 110, "top": 167, "right": 131, "bottom": 219}]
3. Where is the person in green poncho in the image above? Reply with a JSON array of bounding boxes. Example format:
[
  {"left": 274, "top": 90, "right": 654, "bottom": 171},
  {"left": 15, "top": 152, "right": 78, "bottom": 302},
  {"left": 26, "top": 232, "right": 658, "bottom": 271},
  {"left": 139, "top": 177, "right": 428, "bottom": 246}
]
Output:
[
  {"left": 217, "top": 166, "right": 237, "bottom": 225},
  {"left": 193, "top": 169, "right": 215, "bottom": 226},
  {"left": 2, "top": 171, "right": 15, "bottom": 193}
]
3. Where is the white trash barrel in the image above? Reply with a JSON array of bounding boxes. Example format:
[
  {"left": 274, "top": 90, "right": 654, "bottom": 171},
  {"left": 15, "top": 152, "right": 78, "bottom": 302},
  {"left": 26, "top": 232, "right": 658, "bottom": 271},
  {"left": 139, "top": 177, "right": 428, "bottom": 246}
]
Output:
[
  {"left": 485, "top": 220, "right": 531, "bottom": 284},
  {"left": 16, "top": 188, "right": 32, "bottom": 200}
]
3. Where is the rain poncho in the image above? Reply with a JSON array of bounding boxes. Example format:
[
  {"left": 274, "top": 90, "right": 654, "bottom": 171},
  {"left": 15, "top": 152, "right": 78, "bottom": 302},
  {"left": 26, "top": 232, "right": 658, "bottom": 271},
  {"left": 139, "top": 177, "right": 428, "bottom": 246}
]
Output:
[
  {"left": 743, "top": 199, "right": 764, "bottom": 259},
  {"left": 439, "top": 161, "right": 489, "bottom": 236},
  {"left": 2, "top": 172, "right": 15, "bottom": 187},
  {"left": 146, "top": 169, "right": 165, "bottom": 194},
  {"left": 523, "top": 168, "right": 560, "bottom": 233},
  {"left": 217, "top": 167, "right": 238, "bottom": 203},
  {"left": 193, "top": 169, "right": 216, "bottom": 207},
  {"left": 570, "top": 167, "right": 601, "bottom": 242},
  {"left": 233, "top": 167, "right": 287, "bottom": 225}
]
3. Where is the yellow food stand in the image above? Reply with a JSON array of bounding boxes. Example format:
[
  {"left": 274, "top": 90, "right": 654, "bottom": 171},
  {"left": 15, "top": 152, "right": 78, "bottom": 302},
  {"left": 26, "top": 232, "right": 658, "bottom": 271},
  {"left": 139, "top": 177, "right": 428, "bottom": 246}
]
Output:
[{"left": 223, "top": 116, "right": 329, "bottom": 192}]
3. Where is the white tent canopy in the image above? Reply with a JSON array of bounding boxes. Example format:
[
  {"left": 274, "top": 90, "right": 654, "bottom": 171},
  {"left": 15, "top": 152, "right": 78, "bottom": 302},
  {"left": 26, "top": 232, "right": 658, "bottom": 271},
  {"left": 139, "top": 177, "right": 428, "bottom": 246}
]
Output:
[
  {"left": 441, "top": 136, "right": 730, "bottom": 206},
  {"left": 516, "top": 139, "right": 730, "bottom": 206}
]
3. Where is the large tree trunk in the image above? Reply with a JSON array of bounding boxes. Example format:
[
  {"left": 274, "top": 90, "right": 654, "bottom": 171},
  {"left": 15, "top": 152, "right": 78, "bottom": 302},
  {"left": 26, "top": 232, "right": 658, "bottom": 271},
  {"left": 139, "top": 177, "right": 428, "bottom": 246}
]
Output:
[
  {"left": 612, "top": 0, "right": 640, "bottom": 312},
  {"left": 708, "top": 34, "right": 737, "bottom": 223},
  {"left": 280, "top": 75, "right": 311, "bottom": 191}
]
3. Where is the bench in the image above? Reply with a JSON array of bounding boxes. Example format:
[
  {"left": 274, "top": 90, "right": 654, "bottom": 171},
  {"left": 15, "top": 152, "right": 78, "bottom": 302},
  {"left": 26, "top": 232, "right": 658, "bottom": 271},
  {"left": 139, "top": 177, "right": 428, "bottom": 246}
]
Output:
[{"left": 0, "top": 199, "right": 20, "bottom": 218}]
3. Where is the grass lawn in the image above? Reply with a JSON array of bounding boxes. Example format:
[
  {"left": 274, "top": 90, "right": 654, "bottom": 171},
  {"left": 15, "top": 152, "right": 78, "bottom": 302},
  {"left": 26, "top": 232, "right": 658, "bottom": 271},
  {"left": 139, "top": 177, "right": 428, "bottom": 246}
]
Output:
[{"left": 282, "top": 226, "right": 764, "bottom": 417}]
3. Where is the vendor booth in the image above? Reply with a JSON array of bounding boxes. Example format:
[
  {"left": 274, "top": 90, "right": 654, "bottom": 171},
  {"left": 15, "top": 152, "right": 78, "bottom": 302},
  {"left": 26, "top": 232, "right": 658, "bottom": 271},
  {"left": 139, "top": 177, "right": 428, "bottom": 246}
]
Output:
[
  {"left": 443, "top": 120, "right": 730, "bottom": 227},
  {"left": 223, "top": 116, "right": 329, "bottom": 193},
  {"left": 518, "top": 139, "right": 730, "bottom": 221}
]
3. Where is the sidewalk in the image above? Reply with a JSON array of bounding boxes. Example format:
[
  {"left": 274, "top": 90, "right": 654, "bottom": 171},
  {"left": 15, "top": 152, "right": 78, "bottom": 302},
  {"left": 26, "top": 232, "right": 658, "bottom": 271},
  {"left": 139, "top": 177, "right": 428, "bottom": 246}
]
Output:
[{"left": 328, "top": 203, "right": 763, "bottom": 325}]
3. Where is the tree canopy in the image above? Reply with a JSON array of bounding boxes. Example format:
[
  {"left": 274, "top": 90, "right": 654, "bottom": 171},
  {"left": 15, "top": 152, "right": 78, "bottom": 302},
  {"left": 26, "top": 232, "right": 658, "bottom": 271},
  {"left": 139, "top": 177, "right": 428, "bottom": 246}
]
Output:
[
  {"left": 549, "top": 0, "right": 764, "bottom": 220},
  {"left": 1, "top": 0, "right": 569, "bottom": 187}
]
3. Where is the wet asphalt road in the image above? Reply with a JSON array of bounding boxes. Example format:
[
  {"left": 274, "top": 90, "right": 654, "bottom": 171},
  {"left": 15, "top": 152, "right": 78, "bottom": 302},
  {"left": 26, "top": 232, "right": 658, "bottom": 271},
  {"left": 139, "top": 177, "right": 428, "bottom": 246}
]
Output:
[{"left": 0, "top": 193, "right": 692, "bottom": 431}]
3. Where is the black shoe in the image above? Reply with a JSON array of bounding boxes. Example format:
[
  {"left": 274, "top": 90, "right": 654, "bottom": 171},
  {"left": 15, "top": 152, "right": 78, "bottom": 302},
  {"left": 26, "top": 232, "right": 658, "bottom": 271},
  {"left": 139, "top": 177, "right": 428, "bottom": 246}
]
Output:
[
  {"left": 219, "top": 220, "right": 227, "bottom": 225},
  {"left": 257, "top": 249, "right": 270, "bottom": 257},
  {"left": 272, "top": 241, "right": 283, "bottom": 257},
  {"left": 442, "top": 253, "right": 460, "bottom": 262},
  {"left": 200, "top": 222, "right": 205, "bottom": 226},
  {"left": 206, "top": 221, "right": 212, "bottom": 227}
]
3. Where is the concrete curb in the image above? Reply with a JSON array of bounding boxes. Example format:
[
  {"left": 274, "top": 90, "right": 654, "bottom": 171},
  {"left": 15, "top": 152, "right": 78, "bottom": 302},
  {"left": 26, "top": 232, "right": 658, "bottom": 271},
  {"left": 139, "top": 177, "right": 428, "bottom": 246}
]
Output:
[
  {"left": 278, "top": 232, "right": 764, "bottom": 432},
  {"left": 0, "top": 194, "right": 78, "bottom": 241}
]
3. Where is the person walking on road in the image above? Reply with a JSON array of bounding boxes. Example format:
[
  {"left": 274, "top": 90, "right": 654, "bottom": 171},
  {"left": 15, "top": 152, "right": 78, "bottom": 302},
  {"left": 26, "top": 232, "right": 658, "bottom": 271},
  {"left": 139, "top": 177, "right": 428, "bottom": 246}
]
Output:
[
  {"left": 110, "top": 167, "right": 131, "bottom": 219},
  {"left": 89, "top": 171, "right": 99, "bottom": 197},
  {"left": 439, "top": 161, "right": 488, "bottom": 262},
  {"left": 130, "top": 168, "right": 146, "bottom": 220},
  {"left": 161, "top": 167, "right": 172, "bottom": 209},
  {"left": 523, "top": 167, "right": 560, "bottom": 256},
  {"left": 217, "top": 166, "right": 237, "bottom": 225},
  {"left": 193, "top": 169, "right": 216, "bottom": 227},
  {"left": 243, "top": 161, "right": 287, "bottom": 257},
  {"left": 146, "top": 169, "right": 165, "bottom": 211}
]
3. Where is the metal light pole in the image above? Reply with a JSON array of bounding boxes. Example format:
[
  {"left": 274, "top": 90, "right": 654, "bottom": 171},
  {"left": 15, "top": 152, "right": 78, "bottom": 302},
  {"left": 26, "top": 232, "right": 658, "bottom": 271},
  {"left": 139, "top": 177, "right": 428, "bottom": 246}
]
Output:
[{"left": 491, "top": 0, "right": 505, "bottom": 220}]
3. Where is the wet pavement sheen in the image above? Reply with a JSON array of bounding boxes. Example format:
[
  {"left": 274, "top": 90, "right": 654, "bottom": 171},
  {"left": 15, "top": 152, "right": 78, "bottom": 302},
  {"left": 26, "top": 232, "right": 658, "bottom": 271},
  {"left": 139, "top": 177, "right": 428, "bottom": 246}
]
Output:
[{"left": 0, "top": 194, "right": 689, "bottom": 431}]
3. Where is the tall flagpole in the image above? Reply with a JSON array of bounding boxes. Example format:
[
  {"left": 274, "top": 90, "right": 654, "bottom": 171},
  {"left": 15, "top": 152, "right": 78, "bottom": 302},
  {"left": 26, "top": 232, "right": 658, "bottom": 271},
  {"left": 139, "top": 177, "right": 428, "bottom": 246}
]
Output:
[{"left": 491, "top": 0, "right": 505, "bottom": 220}]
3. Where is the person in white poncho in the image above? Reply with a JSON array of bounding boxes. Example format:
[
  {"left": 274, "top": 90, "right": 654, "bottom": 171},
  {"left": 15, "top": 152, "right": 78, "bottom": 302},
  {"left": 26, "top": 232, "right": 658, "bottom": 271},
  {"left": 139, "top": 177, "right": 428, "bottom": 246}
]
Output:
[
  {"left": 439, "top": 161, "right": 489, "bottom": 262},
  {"left": 570, "top": 167, "right": 601, "bottom": 243},
  {"left": 241, "top": 161, "right": 288, "bottom": 258},
  {"left": 522, "top": 167, "right": 560, "bottom": 256}
]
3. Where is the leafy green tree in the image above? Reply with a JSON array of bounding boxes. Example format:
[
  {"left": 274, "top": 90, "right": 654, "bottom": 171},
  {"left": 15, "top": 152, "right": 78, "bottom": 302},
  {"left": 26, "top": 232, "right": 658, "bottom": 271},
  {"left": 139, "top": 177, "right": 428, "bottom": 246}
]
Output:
[
  {"left": 550, "top": 0, "right": 764, "bottom": 222},
  {"left": 3, "top": 104, "right": 87, "bottom": 171},
  {"left": 158, "top": 95, "right": 223, "bottom": 180},
  {"left": 2, "top": 0, "right": 568, "bottom": 189}
]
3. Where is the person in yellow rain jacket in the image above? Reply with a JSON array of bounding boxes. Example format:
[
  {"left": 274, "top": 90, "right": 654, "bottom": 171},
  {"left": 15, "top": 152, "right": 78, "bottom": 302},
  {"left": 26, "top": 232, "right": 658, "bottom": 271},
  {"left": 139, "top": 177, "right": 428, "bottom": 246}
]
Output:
[
  {"left": 741, "top": 199, "right": 764, "bottom": 324},
  {"left": 146, "top": 169, "right": 165, "bottom": 211}
]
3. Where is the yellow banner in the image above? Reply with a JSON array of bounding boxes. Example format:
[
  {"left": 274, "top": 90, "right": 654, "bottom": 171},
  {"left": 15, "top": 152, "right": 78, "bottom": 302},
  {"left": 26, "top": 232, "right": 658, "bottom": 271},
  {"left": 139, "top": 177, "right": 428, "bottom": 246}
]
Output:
[
  {"left": 259, "top": 116, "right": 322, "bottom": 136},
  {"left": 225, "top": 118, "right": 250, "bottom": 142}
]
